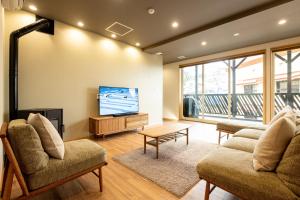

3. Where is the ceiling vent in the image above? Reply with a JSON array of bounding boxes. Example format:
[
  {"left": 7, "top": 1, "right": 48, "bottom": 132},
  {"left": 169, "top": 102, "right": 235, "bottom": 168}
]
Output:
[{"left": 105, "top": 22, "right": 134, "bottom": 36}]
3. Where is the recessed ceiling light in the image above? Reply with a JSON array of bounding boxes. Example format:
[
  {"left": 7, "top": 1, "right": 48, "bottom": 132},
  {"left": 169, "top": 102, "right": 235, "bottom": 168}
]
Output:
[
  {"left": 77, "top": 21, "right": 84, "bottom": 27},
  {"left": 177, "top": 56, "right": 186, "bottom": 59},
  {"left": 148, "top": 8, "right": 155, "bottom": 15},
  {"left": 29, "top": 5, "right": 37, "bottom": 11},
  {"left": 201, "top": 41, "right": 207, "bottom": 46},
  {"left": 172, "top": 22, "right": 179, "bottom": 28},
  {"left": 111, "top": 34, "right": 116, "bottom": 38},
  {"left": 278, "top": 19, "right": 287, "bottom": 25},
  {"left": 233, "top": 33, "right": 240, "bottom": 37},
  {"left": 135, "top": 42, "right": 140, "bottom": 47},
  {"left": 156, "top": 52, "right": 163, "bottom": 55}
]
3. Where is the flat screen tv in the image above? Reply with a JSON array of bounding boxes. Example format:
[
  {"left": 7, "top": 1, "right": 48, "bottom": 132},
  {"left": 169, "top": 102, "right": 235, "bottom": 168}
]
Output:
[{"left": 99, "top": 86, "right": 139, "bottom": 116}]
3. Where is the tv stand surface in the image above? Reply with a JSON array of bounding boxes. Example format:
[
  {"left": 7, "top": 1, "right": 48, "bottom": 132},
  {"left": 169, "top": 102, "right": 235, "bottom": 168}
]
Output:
[
  {"left": 112, "top": 112, "right": 138, "bottom": 117},
  {"left": 89, "top": 113, "right": 148, "bottom": 138}
]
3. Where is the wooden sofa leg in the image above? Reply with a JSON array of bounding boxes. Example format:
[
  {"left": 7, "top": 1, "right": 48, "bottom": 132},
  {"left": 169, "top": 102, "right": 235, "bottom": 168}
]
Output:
[
  {"left": 218, "top": 131, "right": 221, "bottom": 145},
  {"left": 1, "top": 162, "right": 9, "bottom": 198},
  {"left": 204, "top": 181, "right": 210, "bottom": 200},
  {"left": 2, "top": 164, "right": 14, "bottom": 200},
  {"left": 99, "top": 167, "right": 103, "bottom": 192}
]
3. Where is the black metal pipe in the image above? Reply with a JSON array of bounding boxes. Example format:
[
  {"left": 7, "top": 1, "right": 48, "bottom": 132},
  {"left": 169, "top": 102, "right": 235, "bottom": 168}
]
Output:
[{"left": 9, "top": 19, "right": 50, "bottom": 120}]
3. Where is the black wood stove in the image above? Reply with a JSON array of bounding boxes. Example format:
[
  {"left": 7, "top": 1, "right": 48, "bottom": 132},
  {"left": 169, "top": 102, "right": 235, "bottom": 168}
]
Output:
[{"left": 9, "top": 16, "right": 64, "bottom": 138}]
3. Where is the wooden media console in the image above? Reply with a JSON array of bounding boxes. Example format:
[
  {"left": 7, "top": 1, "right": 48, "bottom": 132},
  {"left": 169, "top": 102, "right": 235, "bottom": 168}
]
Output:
[{"left": 89, "top": 113, "right": 148, "bottom": 137}]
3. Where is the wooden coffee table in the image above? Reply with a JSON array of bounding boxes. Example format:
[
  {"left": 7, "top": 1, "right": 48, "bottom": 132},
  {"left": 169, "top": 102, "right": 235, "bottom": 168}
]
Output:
[{"left": 139, "top": 123, "right": 192, "bottom": 159}]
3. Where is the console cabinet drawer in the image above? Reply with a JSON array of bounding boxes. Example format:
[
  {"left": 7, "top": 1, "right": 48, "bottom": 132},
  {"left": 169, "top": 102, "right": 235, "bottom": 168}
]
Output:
[
  {"left": 99, "top": 118, "right": 125, "bottom": 134},
  {"left": 89, "top": 113, "right": 148, "bottom": 137},
  {"left": 126, "top": 115, "right": 148, "bottom": 129}
]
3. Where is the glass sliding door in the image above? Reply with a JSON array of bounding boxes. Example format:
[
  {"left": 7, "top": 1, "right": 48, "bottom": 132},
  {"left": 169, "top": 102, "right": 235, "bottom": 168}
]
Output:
[
  {"left": 182, "top": 53, "right": 264, "bottom": 122},
  {"left": 273, "top": 48, "right": 300, "bottom": 114},
  {"left": 182, "top": 65, "right": 203, "bottom": 118},
  {"left": 233, "top": 55, "right": 264, "bottom": 121},
  {"left": 203, "top": 61, "right": 229, "bottom": 119}
]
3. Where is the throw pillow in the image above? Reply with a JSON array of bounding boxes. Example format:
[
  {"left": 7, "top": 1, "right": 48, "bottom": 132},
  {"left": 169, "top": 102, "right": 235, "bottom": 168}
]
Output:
[
  {"left": 276, "top": 133, "right": 300, "bottom": 196},
  {"left": 8, "top": 120, "right": 49, "bottom": 174},
  {"left": 253, "top": 112, "right": 296, "bottom": 171},
  {"left": 28, "top": 113, "right": 65, "bottom": 159},
  {"left": 269, "top": 105, "right": 292, "bottom": 125}
]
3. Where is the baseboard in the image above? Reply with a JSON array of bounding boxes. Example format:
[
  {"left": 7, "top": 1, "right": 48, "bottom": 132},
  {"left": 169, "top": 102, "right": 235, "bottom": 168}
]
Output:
[{"left": 163, "top": 118, "right": 179, "bottom": 121}]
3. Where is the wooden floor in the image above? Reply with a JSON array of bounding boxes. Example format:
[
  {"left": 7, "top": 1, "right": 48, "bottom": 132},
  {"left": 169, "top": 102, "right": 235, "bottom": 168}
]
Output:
[{"left": 10, "top": 121, "right": 239, "bottom": 200}]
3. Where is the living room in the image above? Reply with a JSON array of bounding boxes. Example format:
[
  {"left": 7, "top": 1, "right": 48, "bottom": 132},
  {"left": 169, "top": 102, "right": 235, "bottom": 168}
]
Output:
[{"left": 0, "top": 0, "right": 299, "bottom": 200}]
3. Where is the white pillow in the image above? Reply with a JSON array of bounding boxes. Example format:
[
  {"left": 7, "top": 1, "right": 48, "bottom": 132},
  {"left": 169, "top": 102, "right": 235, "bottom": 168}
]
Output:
[
  {"left": 28, "top": 113, "right": 65, "bottom": 159},
  {"left": 269, "top": 105, "right": 292, "bottom": 125},
  {"left": 253, "top": 111, "right": 296, "bottom": 171}
]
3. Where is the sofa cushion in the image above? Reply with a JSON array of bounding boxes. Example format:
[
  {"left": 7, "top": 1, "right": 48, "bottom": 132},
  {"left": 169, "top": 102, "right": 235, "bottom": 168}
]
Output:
[
  {"left": 8, "top": 119, "right": 49, "bottom": 175},
  {"left": 197, "top": 147, "right": 298, "bottom": 200},
  {"left": 269, "top": 105, "right": 292, "bottom": 125},
  {"left": 276, "top": 133, "right": 300, "bottom": 197},
  {"left": 233, "top": 128, "right": 263, "bottom": 140},
  {"left": 223, "top": 137, "right": 257, "bottom": 153},
  {"left": 26, "top": 139, "right": 106, "bottom": 190},
  {"left": 253, "top": 114, "right": 296, "bottom": 171},
  {"left": 216, "top": 121, "right": 267, "bottom": 134},
  {"left": 8, "top": 119, "right": 27, "bottom": 127},
  {"left": 28, "top": 113, "right": 65, "bottom": 159}
]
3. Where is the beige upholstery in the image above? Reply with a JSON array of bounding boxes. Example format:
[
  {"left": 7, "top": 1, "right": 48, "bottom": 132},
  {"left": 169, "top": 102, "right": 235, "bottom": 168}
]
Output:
[
  {"left": 276, "top": 133, "right": 300, "bottom": 197},
  {"left": 26, "top": 139, "right": 106, "bottom": 190},
  {"left": 223, "top": 137, "right": 257, "bottom": 153},
  {"left": 197, "top": 147, "right": 299, "bottom": 200},
  {"left": 8, "top": 120, "right": 49, "bottom": 175},
  {"left": 216, "top": 121, "right": 267, "bottom": 134},
  {"left": 253, "top": 115, "right": 296, "bottom": 171},
  {"left": 232, "top": 128, "right": 263, "bottom": 140},
  {"left": 269, "top": 105, "right": 292, "bottom": 125},
  {"left": 6, "top": 119, "right": 107, "bottom": 192},
  {"left": 197, "top": 124, "right": 300, "bottom": 200},
  {"left": 28, "top": 113, "right": 65, "bottom": 159}
]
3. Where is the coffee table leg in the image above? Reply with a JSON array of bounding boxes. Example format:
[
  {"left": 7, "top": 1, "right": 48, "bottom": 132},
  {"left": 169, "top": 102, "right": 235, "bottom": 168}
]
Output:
[
  {"left": 186, "top": 128, "right": 189, "bottom": 145},
  {"left": 156, "top": 137, "right": 159, "bottom": 159},
  {"left": 144, "top": 135, "right": 146, "bottom": 154}
]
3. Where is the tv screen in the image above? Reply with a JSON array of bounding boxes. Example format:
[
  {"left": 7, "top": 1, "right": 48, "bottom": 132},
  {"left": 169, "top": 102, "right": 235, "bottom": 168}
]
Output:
[{"left": 99, "top": 86, "right": 139, "bottom": 115}]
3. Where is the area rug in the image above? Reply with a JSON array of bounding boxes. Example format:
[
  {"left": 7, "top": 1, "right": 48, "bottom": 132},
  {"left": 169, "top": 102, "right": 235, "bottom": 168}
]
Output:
[{"left": 113, "top": 138, "right": 218, "bottom": 197}]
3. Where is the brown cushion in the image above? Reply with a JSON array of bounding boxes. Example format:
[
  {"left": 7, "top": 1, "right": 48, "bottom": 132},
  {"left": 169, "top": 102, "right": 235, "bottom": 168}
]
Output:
[
  {"left": 26, "top": 139, "right": 106, "bottom": 190},
  {"left": 233, "top": 128, "right": 264, "bottom": 140},
  {"left": 223, "top": 137, "right": 257, "bottom": 153},
  {"left": 8, "top": 119, "right": 49, "bottom": 175},
  {"left": 197, "top": 147, "right": 297, "bottom": 200},
  {"left": 253, "top": 113, "right": 296, "bottom": 171},
  {"left": 28, "top": 113, "right": 65, "bottom": 159},
  {"left": 276, "top": 133, "right": 300, "bottom": 197}
]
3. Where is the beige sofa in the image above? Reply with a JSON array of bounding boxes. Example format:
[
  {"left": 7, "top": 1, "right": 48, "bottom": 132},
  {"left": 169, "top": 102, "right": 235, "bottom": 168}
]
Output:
[
  {"left": 197, "top": 128, "right": 300, "bottom": 200},
  {"left": 216, "top": 120, "right": 267, "bottom": 144},
  {"left": 0, "top": 120, "right": 107, "bottom": 200}
]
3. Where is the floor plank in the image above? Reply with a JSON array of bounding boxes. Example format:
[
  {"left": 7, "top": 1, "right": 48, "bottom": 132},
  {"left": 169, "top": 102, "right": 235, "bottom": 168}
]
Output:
[{"left": 10, "top": 121, "right": 239, "bottom": 200}]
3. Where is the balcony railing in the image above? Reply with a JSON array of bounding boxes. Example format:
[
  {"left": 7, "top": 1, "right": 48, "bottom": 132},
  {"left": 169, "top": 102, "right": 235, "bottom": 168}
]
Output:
[{"left": 183, "top": 93, "right": 300, "bottom": 121}]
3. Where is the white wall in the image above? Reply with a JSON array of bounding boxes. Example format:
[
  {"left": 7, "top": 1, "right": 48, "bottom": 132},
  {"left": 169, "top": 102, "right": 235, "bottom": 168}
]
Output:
[
  {"left": 163, "top": 64, "right": 180, "bottom": 120},
  {"left": 4, "top": 10, "right": 163, "bottom": 140},
  {"left": 0, "top": 7, "right": 4, "bottom": 190},
  {"left": 163, "top": 36, "right": 300, "bottom": 122}
]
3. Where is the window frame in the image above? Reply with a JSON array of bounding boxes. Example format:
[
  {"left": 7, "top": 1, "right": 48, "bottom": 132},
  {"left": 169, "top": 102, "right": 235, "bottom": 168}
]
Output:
[
  {"left": 180, "top": 50, "right": 266, "bottom": 123},
  {"left": 271, "top": 44, "right": 300, "bottom": 116}
]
